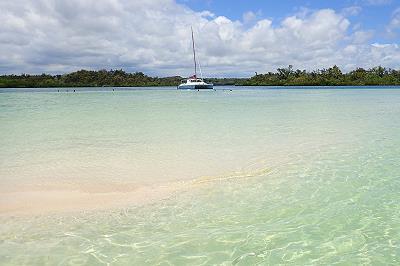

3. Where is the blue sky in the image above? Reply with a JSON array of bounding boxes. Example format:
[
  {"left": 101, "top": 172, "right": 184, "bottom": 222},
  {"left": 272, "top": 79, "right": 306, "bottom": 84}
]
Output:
[
  {"left": 179, "top": 0, "right": 399, "bottom": 43},
  {"left": 1, "top": 0, "right": 399, "bottom": 76}
]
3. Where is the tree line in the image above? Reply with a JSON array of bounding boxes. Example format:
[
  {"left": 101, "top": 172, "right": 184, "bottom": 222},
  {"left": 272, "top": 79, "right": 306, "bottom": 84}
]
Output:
[
  {"left": 0, "top": 69, "right": 181, "bottom": 88},
  {"left": 1, "top": 66, "right": 399, "bottom": 88},
  {"left": 242, "top": 65, "right": 400, "bottom": 86}
]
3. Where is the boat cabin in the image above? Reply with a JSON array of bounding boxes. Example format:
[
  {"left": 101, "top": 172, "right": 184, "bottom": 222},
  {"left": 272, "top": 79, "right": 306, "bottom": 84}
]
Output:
[{"left": 181, "top": 79, "right": 204, "bottom": 84}]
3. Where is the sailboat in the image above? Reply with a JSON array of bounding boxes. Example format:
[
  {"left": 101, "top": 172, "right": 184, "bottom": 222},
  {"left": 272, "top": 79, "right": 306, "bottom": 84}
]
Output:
[{"left": 178, "top": 27, "right": 213, "bottom": 90}]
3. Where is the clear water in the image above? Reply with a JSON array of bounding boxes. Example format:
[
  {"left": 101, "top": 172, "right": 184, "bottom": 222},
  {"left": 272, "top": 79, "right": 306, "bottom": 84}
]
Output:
[{"left": 1, "top": 87, "right": 400, "bottom": 265}]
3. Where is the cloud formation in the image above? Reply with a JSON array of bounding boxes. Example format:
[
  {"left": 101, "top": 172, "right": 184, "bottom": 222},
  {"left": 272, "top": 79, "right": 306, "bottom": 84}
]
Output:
[
  {"left": 365, "top": 0, "right": 392, "bottom": 6},
  {"left": 0, "top": 0, "right": 399, "bottom": 77},
  {"left": 387, "top": 8, "right": 400, "bottom": 38}
]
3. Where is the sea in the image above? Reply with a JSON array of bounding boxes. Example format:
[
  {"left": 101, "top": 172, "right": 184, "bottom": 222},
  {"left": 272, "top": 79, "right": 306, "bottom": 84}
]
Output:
[{"left": 0, "top": 86, "right": 399, "bottom": 265}]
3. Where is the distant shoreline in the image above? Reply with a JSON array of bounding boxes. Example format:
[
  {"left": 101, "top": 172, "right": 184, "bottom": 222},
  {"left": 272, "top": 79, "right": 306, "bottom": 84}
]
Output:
[
  {"left": 1, "top": 65, "right": 400, "bottom": 88},
  {"left": 2, "top": 86, "right": 400, "bottom": 94}
]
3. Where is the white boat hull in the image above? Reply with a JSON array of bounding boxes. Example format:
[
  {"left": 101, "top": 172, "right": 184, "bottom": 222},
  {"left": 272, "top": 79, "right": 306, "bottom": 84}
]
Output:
[{"left": 177, "top": 83, "right": 213, "bottom": 90}]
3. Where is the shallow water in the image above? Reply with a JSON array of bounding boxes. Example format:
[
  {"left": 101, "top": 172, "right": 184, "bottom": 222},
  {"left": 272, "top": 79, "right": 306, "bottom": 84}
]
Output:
[{"left": 1, "top": 87, "right": 400, "bottom": 264}]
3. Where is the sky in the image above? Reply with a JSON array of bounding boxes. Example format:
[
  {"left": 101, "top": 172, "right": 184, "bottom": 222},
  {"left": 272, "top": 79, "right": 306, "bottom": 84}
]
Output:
[{"left": 1, "top": 0, "right": 399, "bottom": 77}]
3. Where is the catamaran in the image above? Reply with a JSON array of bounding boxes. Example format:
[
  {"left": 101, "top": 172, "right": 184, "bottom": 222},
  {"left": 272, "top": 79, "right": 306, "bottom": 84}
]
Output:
[{"left": 178, "top": 27, "right": 213, "bottom": 90}]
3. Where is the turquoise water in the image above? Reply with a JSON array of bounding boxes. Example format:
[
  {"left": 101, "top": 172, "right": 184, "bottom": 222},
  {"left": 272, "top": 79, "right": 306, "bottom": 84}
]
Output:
[{"left": 1, "top": 87, "right": 400, "bottom": 264}]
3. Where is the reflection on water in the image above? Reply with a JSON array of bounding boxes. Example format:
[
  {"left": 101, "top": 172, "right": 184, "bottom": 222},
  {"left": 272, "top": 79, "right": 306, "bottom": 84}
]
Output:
[{"left": 1, "top": 87, "right": 400, "bottom": 264}]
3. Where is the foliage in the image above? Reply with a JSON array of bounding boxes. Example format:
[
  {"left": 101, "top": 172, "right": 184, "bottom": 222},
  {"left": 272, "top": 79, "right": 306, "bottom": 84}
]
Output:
[
  {"left": 1, "top": 66, "right": 399, "bottom": 88},
  {"left": 0, "top": 69, "right": 181, "bottom": 88},
  {"left": 242, "top": 65, "right": 400, "bottom": 86}
]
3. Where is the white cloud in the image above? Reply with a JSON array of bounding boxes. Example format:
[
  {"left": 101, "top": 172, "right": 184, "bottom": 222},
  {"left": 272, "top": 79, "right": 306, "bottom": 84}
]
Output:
[
  {"left": 0, "top": 0, "right": 399, "bottom": 77},
  {"left": 365, "top": 0, "right": 392, "bottom": 5},
  {"left": 386, "top": 8, "right": 400, "bottom": 38},
  {"left": 242, "top": 10, "right": 262, "bottom": 25},
  {"left": 341, "top": 6, "right": 362, "bottom": 16},
  {"left": 351, "top": 30, "right": 374, "bottom": 44},
  {"left": 243, "top": 11, "right": 256, "bottom": 24}
]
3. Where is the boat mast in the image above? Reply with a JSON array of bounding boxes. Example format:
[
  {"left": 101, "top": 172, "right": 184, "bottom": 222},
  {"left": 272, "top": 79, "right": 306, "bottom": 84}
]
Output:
[{"left": 191, "top": 26, "right": 197, "bottom": 78}]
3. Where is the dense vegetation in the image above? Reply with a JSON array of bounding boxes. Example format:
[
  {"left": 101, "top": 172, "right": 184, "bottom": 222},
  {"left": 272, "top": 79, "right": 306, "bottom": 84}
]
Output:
[
  {"left": 243, "top": 65, "right": 400, "bottom": 86},
  {"left": 0, "top": 70, "right": 181, "bottom": 88},
  {"left": 1, "top": 66, "right": 399, "bottom": 88}
]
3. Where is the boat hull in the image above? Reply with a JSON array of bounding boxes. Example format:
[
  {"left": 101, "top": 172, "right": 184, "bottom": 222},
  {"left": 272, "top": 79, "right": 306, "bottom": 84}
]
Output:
[{"left": 177, "top": 84, "right": 214, "bottom": 90}]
